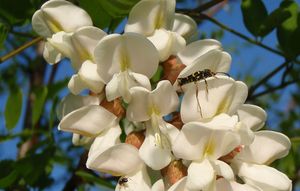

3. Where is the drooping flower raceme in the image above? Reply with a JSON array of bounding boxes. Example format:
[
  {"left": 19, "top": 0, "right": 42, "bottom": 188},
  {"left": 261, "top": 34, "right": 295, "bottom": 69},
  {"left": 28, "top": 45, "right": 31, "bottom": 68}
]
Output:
[
  {"left": 31, "top": 1, "right": 293, "bottom": 191},
  {"left": 32, "top": 0, "right": 93, "bottom": 64}
]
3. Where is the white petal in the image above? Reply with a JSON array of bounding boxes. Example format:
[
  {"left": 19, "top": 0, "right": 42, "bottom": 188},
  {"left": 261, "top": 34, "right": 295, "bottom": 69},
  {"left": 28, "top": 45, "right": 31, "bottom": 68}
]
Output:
[
  {"left": 172, "top": 13, "right": 198, "bottom": 42},
  {"left": 186, "top": 160, "right": 215, "bottom": 191},
  {"left": 151, "top": 179, "right": 165, "bottom": 191},
  {"left": 130, "top": 72, "right": 152, "bottom": 91},
  {"left": 68, "top": 74, "right": 87, "bottom": 95},
  {"left": 234, "top": 122, "right": 255, "bottom": 146},
  {"left": 180, "top": 77, "right": 247, "bottom": 123},
  {"left": 127, "top": 86, "right": 151, "bottom": 122},
  {"left": 177, "top": 39, "right": 222, "bottom": 66},
  {"left": 34, "top": 0, "right": 92, "bottom": 34},
  {"left": 72, "top": 133, "right": 94, "bottom": 147},
  {"left": 151, "top": 80, "right": 179, "bottom": 116},
  {"left": 139, "top": 127, "right": 172, "bottom": 170},
  {"left": 56, "top": 94, "right": 100, "bottom": 120},
  {"left": 95, "top": 33, "right": 159, "bottom": 83},
  {"left": 78, "top": 60, "right": 105, "bottom": 94},
  {"left": 178, "top": 49, "right": 231, "bottom": 79},
  {"left": 58, "top": 105, "right": 117, "bottom": 137},
  {"left": 211, "top": 160, "right": 234, "bottom": 180},
  {"left": 148, "top": 29, "right": 186, "bottom": 61},
  {"left": 216, "top": 179, "right": 262, "bottom": 191},
  {"left": 236, "top": 130, "right": 291, "bottom": 165},
  {"left": 116, "top": 165, "right": 151, "bottom": 191},
  {"left": 43, "top": 42, "right": 62, "bottom": 64},
  {"left": 237, "top": 104, "right": 267, "bottom": 131},
  {"left": 32, "top": 10, "right": 53, "bottom": 37},
  {"left": 88, "top": 125, "right": 121, "bottom": 159},
  {"left": 87, "top": 143, "right": 143, "bottom": 176},
  {"left": 234, "top": 162, "right": 292, "bottom": 191},
  {"left": 125, "top": 0, "right": 175, "bottom": 35},
  {"left": 106, "top": 73, "right": 121, "bottom": 101},
  {"left": 168, "top": 177, "right": 187, "bottom": 191},
  {"left": 172, "top": 122, "right": 240, "bottom": 161}
]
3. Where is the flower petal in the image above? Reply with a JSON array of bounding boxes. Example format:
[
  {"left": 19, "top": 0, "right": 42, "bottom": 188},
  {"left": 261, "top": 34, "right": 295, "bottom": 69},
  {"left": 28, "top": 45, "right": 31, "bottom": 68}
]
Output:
[
  {"left": 139, "top": 127, "right": 172, "bottom": 170},
  {"left": 78, "top": 60, "right": 105, "bottom": 94},
  {"left": 180, "top": 77, "right": 247, "bottom": 123},
  {"left": 68, "top": 74, "right": 87, "bottom": 95},
  {"left": 172, "top": 13, "right": 198, "bottom": 42},
  {"left": 105, "top": 73, "right": 121, "bottom": 101},
  {"left": 148, "top": 29, "right": 186, "bottom": 61},
  {"left": 58, "top": 105, "right": 117, "bottom": 137},
  {"left": 186, "top": 160, "right": 215, "bottom": 191},
  {"left": 177, "top": 39, "right": 222, "bottom": 66},
  {"left": 56, "top": 94, "right": 100, "bottom": 120},
  {"left": 234, "top": 122, "right": 255, "bottom": 146},
  {"left": 233, "top": 162, "right": 292, "bottom": 191},
  {"left": 127, "top": 86, "right": 151, "bottom": 122},
  {"left": 237, "top": 104, "right": 267, "bottom": 131},
  {"left": 72, "top": 133, "right": 94, "bottom": 147},
  {"left": 87, "top": 143, "right": 143, "bottom": 176},
  {"left": 32, "top": 0, "right": 92, "bottom": 35},
  {"left": 216, "top": 179, "right": 262, "bottom": 191},
  {"left": 43, "top": 41, "right": 63, "bottom": 64},
  {"left": 151, "top": 179, "right": 165, "bottom": 191},
  {"left": 168, "top": 177, "right": 187, "bottom": 191},
  {"left": 125, "top": 0, "right": 175, "bottom": 35},
  {"left": 116, "top": 165, "right": 151, "bottom": 191},
  {"left": 211, "top": 160, "right": 234, "bottom": 180},
  {"left": 95, "top": 33, "right": 159, "bottom": 83},
  {"left": 151, "top": 80, "right": 179, "bottom": 117},
  {"left": 236, "top": 130, "right": 291, "bottom": 165}
]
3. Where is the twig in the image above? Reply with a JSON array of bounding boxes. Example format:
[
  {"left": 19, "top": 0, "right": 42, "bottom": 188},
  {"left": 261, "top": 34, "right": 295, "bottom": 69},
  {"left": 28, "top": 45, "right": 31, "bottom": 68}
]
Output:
[
  {"left": 179, "top": 12, "right": 300, "bottom": 64},
  {"left": 0, "top": 36, "right": 43, "bottom": 63},
  {"left": 193, "top": 0, "right": 226, "bottom": 12},
  {"left": 248, "top": 60, "right": 290, "bottom": 97},
  {"left": 248, "top": 79, "right": 299, "bottom": 100}
]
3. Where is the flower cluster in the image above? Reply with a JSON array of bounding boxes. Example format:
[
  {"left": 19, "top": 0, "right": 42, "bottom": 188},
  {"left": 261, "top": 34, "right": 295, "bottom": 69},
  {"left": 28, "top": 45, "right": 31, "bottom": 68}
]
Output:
[{"left": 32, "top": 0, "right": 292, "bottom": 190}]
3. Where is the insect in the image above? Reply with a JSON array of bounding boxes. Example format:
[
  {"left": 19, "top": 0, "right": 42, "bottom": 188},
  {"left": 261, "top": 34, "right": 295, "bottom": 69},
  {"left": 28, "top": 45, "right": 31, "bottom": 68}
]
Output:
[
  {"left": 177, "top": 69, "right": 230, "bottom": 117},
  {"left": 118, "top": 177, "right": 129, "bottom": 186}
]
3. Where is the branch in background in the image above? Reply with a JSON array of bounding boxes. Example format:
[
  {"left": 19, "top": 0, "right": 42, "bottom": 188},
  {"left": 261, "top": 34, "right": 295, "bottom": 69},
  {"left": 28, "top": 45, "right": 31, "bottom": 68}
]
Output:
[
  {"left": 248, "top": 60, "right": 290, "bottom": 97},
  {"left": 178, "top": 11, "right": 300, "bottom": 65},
  {"left": 192, "top": 0, "right": 225, "bottom": 12},
  {"left": 0, "top": 36, "right": 43, "bottom": 63},
  {"left": 247, "top": 79, "right": 299, "bottom": 101}
]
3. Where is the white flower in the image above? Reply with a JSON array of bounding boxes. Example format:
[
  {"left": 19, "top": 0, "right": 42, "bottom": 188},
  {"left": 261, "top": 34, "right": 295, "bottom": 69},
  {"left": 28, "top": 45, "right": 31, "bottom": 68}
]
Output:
[
  {"left": 48, "top": 26, "right": 107, "bottom": 94},
  {"left": 126, "top": 80, "right": 179, "bottom": 170},
  {"left": 180, "top": 76, "right": 248, "bottom": 123},
  {"left": 32, "top": 0, "right": 93, "bottom": 64},
  {"left": 231, "top": 131, "right": 292, "bottom": 191},
  {"left": 94, "top": 33, "right": 159, "bottom": 102},
  {"left": 172, "top": 116, "right": 241, "bottom": 191},
  {"left": 237, "top": 104, "right": 267, "bottom": 131},
  {"left": 125, "top": 0, "right": 197, "bottom": 61}
]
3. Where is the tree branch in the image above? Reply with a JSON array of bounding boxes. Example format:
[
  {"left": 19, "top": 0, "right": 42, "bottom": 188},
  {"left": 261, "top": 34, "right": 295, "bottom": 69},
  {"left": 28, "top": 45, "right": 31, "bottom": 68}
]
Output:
[
  {"left": 0, "top": 36, "right": 43, "bottom": 63},
  {"left": 180, "top": 0, "right": 226, "bottom": 13},
  {"left": 248, "top": 79, "right": 299, "bottom": 101},
  {"left": 178, "top": 12, "right": 300, "bottom": 64},
  {"left": 248, "top": 60, "right": 290, "bottom": 97}
]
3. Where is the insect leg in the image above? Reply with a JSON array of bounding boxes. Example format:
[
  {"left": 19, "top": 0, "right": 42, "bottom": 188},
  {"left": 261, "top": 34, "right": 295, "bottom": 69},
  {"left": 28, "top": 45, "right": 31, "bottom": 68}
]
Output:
[{"left": 195, "top": 82, "right": 203, "bottom": 118}]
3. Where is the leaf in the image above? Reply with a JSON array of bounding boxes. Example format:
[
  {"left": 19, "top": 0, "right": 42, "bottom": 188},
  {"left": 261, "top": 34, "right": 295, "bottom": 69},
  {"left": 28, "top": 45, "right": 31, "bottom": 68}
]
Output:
[
  {"left": 259, "top": 8, "right": 291, "bottom": 37},
  {"left": 0, "top": 23, "right": 9, "bottom": 49},
  {"left": 32, "top": 86, "right": 48, "bottom": 126},
  {"left": 0, "top": 170, "right": 18, "bottom": 188},
  {"left": 4, "top": 88, "right": 23, "bottom": 130},
  {"left": 75, "top": 170, "right": 115, "bottom": 189},
  {"left": 241, "top": 0, "right": 268, "bottom": 37},
  {"left": 277, "top": 0, "right": 300, "bottom": 58}
]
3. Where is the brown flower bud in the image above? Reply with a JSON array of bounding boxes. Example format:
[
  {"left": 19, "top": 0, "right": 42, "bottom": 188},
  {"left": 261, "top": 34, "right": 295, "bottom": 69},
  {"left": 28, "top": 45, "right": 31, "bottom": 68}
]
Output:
[
  {"left": 100, "top": 97, "right": 125, "bottom": 118},
  {"left": 169, "top": 112, "right": 184, "bottom": 130},
  {"left": 161, "top": 55, "right": 186, "bottom": 84},
  {"left": 161, "top": 160, "right": 187, "bottom": 185},
  {"left": 125, "top": 131, "right": 145, "bottom": 149},
  {"left": 219, "top": 145, "right": 243, "bottom": 164}
]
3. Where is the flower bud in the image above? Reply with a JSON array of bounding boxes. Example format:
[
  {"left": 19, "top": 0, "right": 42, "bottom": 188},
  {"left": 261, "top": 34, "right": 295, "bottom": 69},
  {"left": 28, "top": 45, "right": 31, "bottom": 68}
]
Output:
[
  {"left": 100, "top": 97, "right": 125, "bottom": 118},
  {"left": 125, "top": 131, "right": 145, "bottom": 149},
  {"left": 161, "top": 160, "right": 187, "bottom": 185},
  {"left": 162, "top": 56, "right": 186, "bottom": 84}
]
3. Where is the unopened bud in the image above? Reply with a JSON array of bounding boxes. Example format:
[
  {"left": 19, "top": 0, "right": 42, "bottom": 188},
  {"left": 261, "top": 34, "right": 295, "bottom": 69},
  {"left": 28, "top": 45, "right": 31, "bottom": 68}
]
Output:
[
  {"left": 161, "top": 160, "right": 187, "bottom": 185},
  {"left": 219, "top": 145, "right": 243, "bottom": 164},
  {"left": 170, "top": 112, "right": 184, "bottom": 130},
  {"left": 161, "top": 55, "right": 186, "bottom": 84},
  {"left": 125, "top": 131, "right": 145, "bottom": 149},
  {"left": 100, "top": 97, "right": 125, "bottom": 118}
]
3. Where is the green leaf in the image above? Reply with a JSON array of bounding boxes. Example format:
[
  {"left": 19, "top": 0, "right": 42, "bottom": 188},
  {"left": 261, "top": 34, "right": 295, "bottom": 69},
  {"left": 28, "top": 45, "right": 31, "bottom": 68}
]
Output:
[
  {"left": 75, "top": 170, "right": 115, "bottom": 189},
  {"left": 32, "top": 86, "right": 48, "bottom": 126},
  {"left": 0, "top": 23, "right": 9, "bottom": 49},
  {"left": 277, "top": 0, "right": 300, "bottom": 58},
  {"left": 0, "top": 170, "right": 18, "bottom": 188},
  {"left": 4, "top": 88, "right": 23, "bottom": 130},
  {"left": 259, "top": 8, "right": 291, "bottom": 37},
  {"left": 241, "top": 0, "right": 268, "bottom": 37}
]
